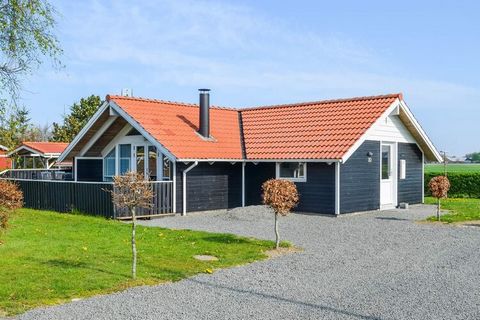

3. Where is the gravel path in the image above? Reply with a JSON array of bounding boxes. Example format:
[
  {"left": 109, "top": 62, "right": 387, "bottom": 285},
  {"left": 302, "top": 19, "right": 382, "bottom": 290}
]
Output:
[{"left": 15, "top": 205, "right": 480, "bottom": 320}]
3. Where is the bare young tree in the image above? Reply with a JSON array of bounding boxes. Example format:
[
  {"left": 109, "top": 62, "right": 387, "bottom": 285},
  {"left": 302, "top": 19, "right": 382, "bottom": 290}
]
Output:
[
  {"left": 262, "top": 179, "right": 299, "bottom": 249},
  {"left": 109, "top": 172, "right": 153, "bottom": 279},
  {"left": 428, "top": 176, "right": 450, "bottom": 221}
]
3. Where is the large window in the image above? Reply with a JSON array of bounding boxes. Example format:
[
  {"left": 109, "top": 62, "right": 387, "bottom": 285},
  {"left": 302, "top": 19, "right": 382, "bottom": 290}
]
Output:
[
  {"left": 148, "top": 146, "right": 157, "bottom": 180},
  {"left": 103, "top": 147, "right": 116, "bottom": 181},
  {"left": 276, "top": 162, "right": 307, "bottom": 182},
  {"left": 119, "top": 144, "right": 131, "bottom": 175},
  {"left": 162, "top": 155, "right": 171, "bottom": 180}
]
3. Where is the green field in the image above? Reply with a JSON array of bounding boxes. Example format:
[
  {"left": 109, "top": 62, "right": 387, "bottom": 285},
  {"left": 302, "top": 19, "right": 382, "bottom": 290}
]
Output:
[
  {"left": 0, "top": 209, "right": 277, "bottom": 316},
  {"left": 425, "top": 163, "right": 480, "bottom": 173}
]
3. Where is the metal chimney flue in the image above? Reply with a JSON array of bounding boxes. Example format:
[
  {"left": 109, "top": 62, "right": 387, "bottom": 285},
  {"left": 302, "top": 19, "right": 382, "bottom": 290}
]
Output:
[{"left": 198, "top": 88, "right": 210, "bottom": 138}]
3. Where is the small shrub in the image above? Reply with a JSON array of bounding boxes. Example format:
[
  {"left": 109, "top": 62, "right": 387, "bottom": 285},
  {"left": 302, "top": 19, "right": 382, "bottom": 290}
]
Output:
[
  {"left": 0, "top": 180, "right": 23, "bottom": 232},
  {"left": 262, "top": 179, "right": 299, "bottom": 249},
  {"left": 428, "top": 176, "right": 450, "bottom": 221}
]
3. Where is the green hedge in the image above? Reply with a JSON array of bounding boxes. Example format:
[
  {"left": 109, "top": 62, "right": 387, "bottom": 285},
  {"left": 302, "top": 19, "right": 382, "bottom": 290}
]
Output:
[{"left": 425, "top": 172, "right": 480, "bottom": 198}]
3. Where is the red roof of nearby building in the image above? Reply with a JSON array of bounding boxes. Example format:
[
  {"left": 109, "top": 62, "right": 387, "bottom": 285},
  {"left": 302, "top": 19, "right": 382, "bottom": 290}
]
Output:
[
  {"left": 108, "top": 93, "right": 401, "bottom": 160},
  {"left": 21, "top": 142, "right": 69, "bottom": 155}
]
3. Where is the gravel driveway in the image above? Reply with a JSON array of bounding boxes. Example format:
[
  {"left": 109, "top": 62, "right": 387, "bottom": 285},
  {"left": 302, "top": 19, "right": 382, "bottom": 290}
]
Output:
[{"left": 15, "top": 205, "right": 480, "bottom": 320}]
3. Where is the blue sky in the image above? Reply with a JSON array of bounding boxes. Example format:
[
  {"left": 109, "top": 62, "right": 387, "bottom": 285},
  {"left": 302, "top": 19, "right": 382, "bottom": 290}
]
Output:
[{"left": 22, "top": 0, "right": 479, "bottom": 156}]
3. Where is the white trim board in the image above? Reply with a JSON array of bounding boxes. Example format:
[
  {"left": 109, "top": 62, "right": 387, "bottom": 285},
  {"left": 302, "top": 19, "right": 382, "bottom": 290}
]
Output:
[
  {"left": 341, "top": 98, "right": 442, "bottom": 163},
  {"left": 58, "top": 101, "right": 110, "bottom": 162}
]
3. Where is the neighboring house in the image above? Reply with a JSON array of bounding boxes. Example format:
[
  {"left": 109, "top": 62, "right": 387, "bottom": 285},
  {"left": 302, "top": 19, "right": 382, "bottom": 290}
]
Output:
[
  {"left": 58, "top": 91, "right": 442, "bottom": 215},
  {"left": 8, "top": 141, "right": 70, "bottom": 169},
  {"left": 0, "top": 144, "right": 10, "bottom": 169}
]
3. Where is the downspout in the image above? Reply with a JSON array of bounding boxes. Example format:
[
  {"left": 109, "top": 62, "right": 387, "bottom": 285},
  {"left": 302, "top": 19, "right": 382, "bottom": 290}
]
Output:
[{"left": 182, "top": 161, "right": 198, "bottom": 216}]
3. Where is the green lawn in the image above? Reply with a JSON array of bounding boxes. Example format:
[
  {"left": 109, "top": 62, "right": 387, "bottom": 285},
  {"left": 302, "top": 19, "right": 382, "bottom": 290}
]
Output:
[
  {"left": 0, "top": 209, "right": 276, "bottom": 316},
  {"left": 425, "top": 163, "right": 480, "bottom": 173},
  {"left": 425, "top": 197, "right": 480, "bottom": 223}
]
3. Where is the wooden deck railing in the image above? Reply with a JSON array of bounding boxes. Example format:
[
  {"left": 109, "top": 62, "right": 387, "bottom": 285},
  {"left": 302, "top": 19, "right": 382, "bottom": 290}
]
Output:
[
  {"left": 0, "top": 169, "right": 72, "bottom": 180},
  {"left": 0, "top": 178, "right": 174, "bottom": 219}
]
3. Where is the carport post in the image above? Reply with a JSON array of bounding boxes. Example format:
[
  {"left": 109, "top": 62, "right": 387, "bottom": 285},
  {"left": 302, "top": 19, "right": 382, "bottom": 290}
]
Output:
[{"left": 242, "top": 162, "right": 246, "bottom": 207}]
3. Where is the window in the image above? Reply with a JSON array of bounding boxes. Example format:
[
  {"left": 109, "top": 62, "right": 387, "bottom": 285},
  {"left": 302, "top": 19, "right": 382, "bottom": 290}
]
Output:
[
  {"left": 103, "top": 147, "right": 116, "bottom": 181},
  {"left": 276, "top": 162, "right": 307, "bottom": 182},
  {"left": 381, "top": 145, "right": 391, "bottom": 180},
  {"left": 148, "top": 146, "right": 157, "bottom": 180},
  {"left": 135, "top": 146, "right": 145, "bottom": 179},
  {"left": 162, "top": 155, "right": 172, "bottom": 180},
  {"left": 119, "top": 144, "right": 131, "bottom": 175}
]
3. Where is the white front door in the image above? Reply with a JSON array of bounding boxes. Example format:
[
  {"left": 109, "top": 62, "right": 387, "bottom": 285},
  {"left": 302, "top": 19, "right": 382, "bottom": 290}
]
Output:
[{"left": 380, "top": 143, "right": 397, "bottom": 209}]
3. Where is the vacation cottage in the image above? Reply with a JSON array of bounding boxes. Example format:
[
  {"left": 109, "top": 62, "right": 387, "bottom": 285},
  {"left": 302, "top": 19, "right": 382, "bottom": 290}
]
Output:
[{"left": 53, "top": 90, "right": 441, "bottom": 215}]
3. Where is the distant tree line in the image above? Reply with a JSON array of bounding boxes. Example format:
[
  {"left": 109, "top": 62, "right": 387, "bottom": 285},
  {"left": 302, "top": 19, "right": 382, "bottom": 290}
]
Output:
[{"left": 466, "top": 152, "right": 480, "bottom": 163}]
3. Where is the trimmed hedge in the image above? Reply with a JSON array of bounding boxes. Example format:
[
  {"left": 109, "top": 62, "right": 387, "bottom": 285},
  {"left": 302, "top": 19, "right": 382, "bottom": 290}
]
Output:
[{"left": 425, "top": 172, "right": 480, "bottom": 198}]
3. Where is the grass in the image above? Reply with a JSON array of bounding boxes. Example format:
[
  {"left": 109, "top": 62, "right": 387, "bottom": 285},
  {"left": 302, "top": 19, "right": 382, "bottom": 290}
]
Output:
[
  {"left": 425, "top": 163, "right": 480, "bottom": 173},
  {"left": 425, "top": 197, "right": 480, "bottom": 223},
  {"left": 0, "top": 209, "right": 278, "bottom": 316}
]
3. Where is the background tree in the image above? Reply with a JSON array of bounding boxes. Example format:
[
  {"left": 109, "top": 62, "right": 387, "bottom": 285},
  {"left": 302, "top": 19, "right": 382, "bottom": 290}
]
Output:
[
  {"left": 428, "top": 176, "right": 450, "bottom": 221},
  {"left": 109, "top": 172, "right": 153, "bottom": 279},
  {"left": 262, "top": 179, "right": 299, "bottom": 249},
  {"left": 0, "top": 180, "right": 23, "bottom": 242},
  {"left": 465, "top": 152, "right": 480, "bottom": 163},
  {"left": 0, "top": 0, "right": 62, "bottom": 101},
  {"left": 51, "top": 95, "right": 101, "bottom": 142},
  {"left": 24, "top": 123, "right": 52, "bottom": 142},
  {"left": 0, "top": 104, "right": 33, "bottom": 149}
]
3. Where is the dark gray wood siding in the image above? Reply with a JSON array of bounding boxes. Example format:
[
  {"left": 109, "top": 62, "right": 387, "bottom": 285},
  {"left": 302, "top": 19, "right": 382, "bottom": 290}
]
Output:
[
  {"left": 176, "top": 162, "right": 242, "bottom": 213},
  {"left": 245, "top": 162, "right": 275, "bottom": 206},
  {"left": 76, "top": 158, "right": 103, "bottom": 181},
  {"left": 244, "top": 162, "right": 335, "bottom": 214},
  {"left": 295, "top": 162, "right": 335, "bottom": 214},
  {"left": 398, "top": 143, "right": 423, "bottom": 204},
  {"left": 13, "top": 180, "right": 114, "bottom": 217},
  {"left": 340, "top": 140, "right": 380, "bottom": 213}
]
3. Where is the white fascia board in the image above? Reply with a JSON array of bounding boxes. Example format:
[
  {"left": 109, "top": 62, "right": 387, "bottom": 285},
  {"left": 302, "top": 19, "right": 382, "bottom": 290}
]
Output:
[
  {"left": 108, "top": 101, "right": 177, "bottom": 162},
  {"left": 176, "top": 158, "right": 341, "bottom": 163},
  {"left": 57, "top": 101, "right": 110, "bottom": 163},
  {"left": 341, "top": 99, "right": 402, "bottom": 163},
  {"left": 79, "top": 115, "right": 118, "bottom": 156},
  {"left": 398, "top": 100, "right": 443, "bottom": 162},
  {"left": 7, "top": 145, "right": 46, "bottom": 157}
]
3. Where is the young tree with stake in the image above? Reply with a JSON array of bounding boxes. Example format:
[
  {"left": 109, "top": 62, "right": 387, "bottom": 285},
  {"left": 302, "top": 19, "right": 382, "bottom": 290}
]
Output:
[
  {"left": 428, "top": 176, "right": 450, "bottom": 221},
  {"left": 109, "top": 172, "right": 153, "bottom": 279},
  {"left": 262, "top": 179, "right": 299, "bottom": 249}
]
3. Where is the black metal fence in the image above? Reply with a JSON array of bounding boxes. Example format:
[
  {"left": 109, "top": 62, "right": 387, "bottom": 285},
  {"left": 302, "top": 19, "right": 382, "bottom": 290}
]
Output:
[{"left": 2, "top": 179, "right": 174, "bottom": 219}]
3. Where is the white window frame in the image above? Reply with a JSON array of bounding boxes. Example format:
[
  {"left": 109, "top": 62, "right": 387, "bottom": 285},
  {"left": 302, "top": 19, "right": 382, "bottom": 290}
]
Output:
[{"left": 275, "top": 162, "right": 307, "bottom": 182}]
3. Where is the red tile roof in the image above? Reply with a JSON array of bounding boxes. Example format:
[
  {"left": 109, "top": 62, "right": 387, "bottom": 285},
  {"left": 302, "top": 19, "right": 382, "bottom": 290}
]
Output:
[
  {"left": 21, "top": 142, "right": 69, "bottom": 155},
  {"left": 241, "top": 94, "right": 401, "bottom": 159},
  {"left": 108, "top": 96, "right": 243, "bottom": 159},
  {"left": 107, "top": 93, "right": 401, "bottom": 160}
]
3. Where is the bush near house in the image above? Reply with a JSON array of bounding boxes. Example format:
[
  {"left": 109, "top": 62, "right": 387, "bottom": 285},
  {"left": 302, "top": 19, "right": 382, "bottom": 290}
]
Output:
[{"left": 425, "top": 172, "right": 480, "bottom": 198}]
